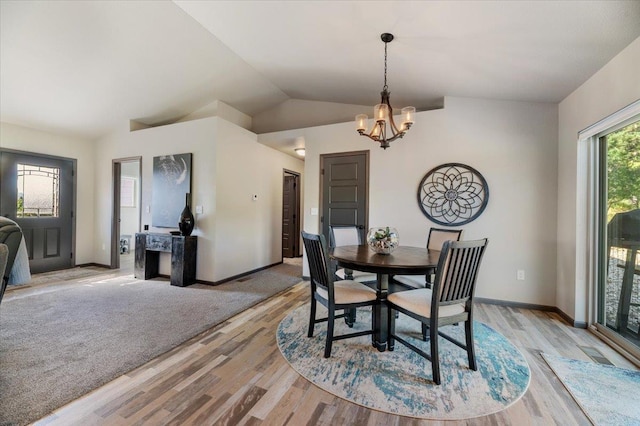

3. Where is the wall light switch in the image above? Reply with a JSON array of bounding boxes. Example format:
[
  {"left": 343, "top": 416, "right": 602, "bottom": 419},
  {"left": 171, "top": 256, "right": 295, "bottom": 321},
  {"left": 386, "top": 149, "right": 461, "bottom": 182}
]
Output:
[
  {"left": 311, "top": 208, "right": 318, "bottom": 216},
  {"left": 517, "top": 270, "right": 525, "bottom": 281},
  {"left": 146, "top": 205, "right": 150, "bottom": 213},
  {"left": 195, "top": 205, "right": 203, "bottom": 214}
]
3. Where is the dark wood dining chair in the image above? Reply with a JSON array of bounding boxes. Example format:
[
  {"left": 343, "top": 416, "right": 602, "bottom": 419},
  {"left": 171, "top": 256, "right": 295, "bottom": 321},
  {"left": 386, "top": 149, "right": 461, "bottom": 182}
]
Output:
[
  {"left": 302, "top": 231, "right": 378, "bottom": 358},
  {"left": 392, "top": 227, "right": 463, "bottom": 289},
  {"left": 329, "top": 225, "right": 377, "bottom": 283},
  {"left": 387, "top": 238, "right": 488, "bottom": 385}
]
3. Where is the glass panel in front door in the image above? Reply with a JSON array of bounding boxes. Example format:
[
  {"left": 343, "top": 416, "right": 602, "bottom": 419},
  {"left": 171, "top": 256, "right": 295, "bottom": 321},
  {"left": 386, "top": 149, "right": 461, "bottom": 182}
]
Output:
[{"left": 17, "top": 163, "right": 60, "bottom": 218}]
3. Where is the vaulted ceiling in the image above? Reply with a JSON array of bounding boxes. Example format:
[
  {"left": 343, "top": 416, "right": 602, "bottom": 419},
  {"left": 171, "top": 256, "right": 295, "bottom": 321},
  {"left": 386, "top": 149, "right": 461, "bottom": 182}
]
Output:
[{"left": 1, "top": 1, "right": 639, "bottom": 140}]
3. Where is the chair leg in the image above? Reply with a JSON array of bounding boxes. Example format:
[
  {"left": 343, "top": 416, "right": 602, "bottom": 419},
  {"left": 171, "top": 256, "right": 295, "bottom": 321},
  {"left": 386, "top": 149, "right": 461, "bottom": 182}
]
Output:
[
  {"left": 421, "top": 323, "right": 428, "bottom": 341},
  {"left": 430, "top": 322, "right": 441, "bottom": 385},
  {"left": 344, "top": 308, "right": 356, "bottom": 327},
  {"left": 307, "top": 298, "right": 317, "bottom": 338},
  {"left": 324, "top": 306, "right": 335, "bottom": 358},
  {"left": 465, "top": 319, "right": 477, "bottom": 371},
  {"left": 388, "top": 308, "right": 396, "bottom": 351}
]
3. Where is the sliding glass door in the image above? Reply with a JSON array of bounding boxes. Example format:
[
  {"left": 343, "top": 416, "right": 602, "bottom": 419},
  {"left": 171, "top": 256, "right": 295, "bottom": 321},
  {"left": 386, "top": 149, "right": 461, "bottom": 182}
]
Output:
[{"left": 597, "top": 119, "right": 639, "bottom": 351}]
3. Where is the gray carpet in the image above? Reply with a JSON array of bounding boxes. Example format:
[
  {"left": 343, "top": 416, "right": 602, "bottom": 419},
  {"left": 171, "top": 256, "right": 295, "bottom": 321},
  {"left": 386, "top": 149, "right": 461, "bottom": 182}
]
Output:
[{"left": 0, "top": 263, "right": 302, "bottom": 426}]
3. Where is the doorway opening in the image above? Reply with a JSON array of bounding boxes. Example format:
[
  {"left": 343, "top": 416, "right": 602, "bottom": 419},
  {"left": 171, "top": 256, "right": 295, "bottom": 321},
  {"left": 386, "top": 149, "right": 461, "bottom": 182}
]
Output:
[
  {"left": 282, "top": 169, "right": 301, "bottom": 258},
  {"left": 111, "top": 157, "right": 141, "bottom": 271}
]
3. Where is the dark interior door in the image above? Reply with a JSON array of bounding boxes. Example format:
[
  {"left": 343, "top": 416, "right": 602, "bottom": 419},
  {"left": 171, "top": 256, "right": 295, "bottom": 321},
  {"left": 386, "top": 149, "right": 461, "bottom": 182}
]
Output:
[
  {"left": 282, "top": 172, "right": 300, "bottom": 258},
  {"left": 112, "top": 161, "right": 122, "bottom": 269},
  {"left": 320, "top": 151, "right": 369, "bottom": 244},
  {"left": 0, "top": 150, "right": 74, "bottom": 273}
]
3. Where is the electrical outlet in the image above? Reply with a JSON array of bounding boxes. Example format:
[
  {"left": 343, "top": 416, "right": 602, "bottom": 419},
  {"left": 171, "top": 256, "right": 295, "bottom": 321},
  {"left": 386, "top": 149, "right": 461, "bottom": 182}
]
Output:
[{"left": 517, "top": 270, "right": 525, "bottom": 281}]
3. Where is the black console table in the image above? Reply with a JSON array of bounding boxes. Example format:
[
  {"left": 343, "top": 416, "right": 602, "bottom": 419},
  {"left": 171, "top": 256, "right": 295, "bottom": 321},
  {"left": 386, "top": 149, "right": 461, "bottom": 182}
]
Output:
[{"left": 134, "top": 233, "right": 197, "bottom": 287}]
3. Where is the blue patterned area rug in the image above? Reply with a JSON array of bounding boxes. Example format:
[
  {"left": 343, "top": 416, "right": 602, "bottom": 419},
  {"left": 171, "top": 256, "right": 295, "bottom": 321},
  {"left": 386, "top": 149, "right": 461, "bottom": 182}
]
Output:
[
  {"left": 277, "top": 304, "right": 530, "bottom": 420},
  {"left": 542, "top": 353, "right": 640, "bottom": 425}
]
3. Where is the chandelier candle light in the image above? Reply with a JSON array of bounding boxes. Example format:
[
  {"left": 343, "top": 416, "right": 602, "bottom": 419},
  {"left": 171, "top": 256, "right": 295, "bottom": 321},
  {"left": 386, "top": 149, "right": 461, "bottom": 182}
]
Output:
[{"left": 356, "top": 33, "right": 415, "bottom": 149}]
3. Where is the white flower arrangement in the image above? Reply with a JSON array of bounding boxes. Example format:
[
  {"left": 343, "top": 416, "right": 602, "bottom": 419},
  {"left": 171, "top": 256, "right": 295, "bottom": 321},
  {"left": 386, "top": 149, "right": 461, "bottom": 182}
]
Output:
[{"left": 367, "top": 226, "right": 399, "bottom": 254}]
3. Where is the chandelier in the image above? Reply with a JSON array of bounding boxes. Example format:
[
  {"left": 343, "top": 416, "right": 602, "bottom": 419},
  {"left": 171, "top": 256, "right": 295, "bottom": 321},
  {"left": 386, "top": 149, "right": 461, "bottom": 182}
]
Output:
[{"left": 356, "top": 33, "right": 415, "bottom": 149}]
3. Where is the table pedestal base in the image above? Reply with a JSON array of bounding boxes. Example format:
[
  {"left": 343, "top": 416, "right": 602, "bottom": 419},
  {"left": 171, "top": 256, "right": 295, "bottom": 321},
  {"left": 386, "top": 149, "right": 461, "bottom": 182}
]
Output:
[{"left": 372, "top": 273, "right": 389, "bottom": 352}]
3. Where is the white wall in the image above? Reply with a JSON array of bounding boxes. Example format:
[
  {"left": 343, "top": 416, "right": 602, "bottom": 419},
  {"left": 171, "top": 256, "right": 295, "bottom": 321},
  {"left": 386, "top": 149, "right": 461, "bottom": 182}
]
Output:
[
  {"left": 94, "top": 118, "right": 217, "bottom": 275},
  {"left": 177, "top": 100, "right": 252, "bottom": 130},
  {"left": 260, "top": 96, "right": 558, "bottom": 305},
  {"left": 94, "top": 116, "right": 303, "bottom": 282},
  {"left": 215, "top": 119, "right": 304, "bottom": 280},
  {"left": 557, "top": 37, "right": 640, "bottom": 322},
  {"left": 0, "top": 122, "right": 95, "bottom": 265},
  {"left": 252, "top": 99, "right": 373, "bottom": 134}
]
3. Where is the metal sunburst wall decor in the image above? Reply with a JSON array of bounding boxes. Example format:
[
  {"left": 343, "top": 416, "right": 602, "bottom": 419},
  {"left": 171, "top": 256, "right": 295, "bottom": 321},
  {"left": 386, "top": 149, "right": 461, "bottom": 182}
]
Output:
[{"left": 417, "top": 163, "right": 489, "bottom": 226}]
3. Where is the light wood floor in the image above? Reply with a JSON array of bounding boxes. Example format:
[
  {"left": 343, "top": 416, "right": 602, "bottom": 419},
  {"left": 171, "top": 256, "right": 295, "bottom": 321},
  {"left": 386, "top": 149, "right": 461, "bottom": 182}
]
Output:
[{"left": 34, "top": 275, "right": 637, "bottom": 426}]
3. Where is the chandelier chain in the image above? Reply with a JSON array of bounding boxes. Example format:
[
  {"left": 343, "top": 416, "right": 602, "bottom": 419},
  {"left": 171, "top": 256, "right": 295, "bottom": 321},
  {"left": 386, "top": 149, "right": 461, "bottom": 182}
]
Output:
[
  {"left": 383, "top": 40, "right": 388, "bottom": 90},
  {"left": 355, "top": 32, "right": 414, "bottom": 149}
]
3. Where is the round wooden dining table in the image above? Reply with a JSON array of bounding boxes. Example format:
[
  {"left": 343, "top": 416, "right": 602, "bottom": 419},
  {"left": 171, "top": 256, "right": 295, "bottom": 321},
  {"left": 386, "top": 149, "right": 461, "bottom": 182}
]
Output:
[{"left": 330, "top": 245, "right": 441, "bottom": 351}]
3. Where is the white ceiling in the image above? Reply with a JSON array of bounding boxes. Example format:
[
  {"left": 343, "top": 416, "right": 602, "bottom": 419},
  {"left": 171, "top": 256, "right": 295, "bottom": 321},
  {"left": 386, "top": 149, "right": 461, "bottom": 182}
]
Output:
[{"left": 1, "top": 1, "right": 639, "bottom": 140}]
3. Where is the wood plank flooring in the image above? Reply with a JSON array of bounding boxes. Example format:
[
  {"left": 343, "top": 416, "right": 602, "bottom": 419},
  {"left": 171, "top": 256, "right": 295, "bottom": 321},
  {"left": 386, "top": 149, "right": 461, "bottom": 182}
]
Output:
[{"left": 33, "top": 277, "right": 637, "bottom": 425}]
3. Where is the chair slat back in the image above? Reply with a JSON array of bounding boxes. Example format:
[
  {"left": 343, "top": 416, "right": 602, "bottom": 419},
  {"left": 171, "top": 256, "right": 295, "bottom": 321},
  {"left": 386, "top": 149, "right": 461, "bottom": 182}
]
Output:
[
  {"left": 302, "top": 231, "right": 331, "bottom": 294},
  {"left": 433, "top": 239, "right": 488, "bottom": 305},
  {"left": 329, "top": 226, "right": 362, "bottom": 248},
  {"left": 427, "top": 228, "right": 463, "bottom": 251}
]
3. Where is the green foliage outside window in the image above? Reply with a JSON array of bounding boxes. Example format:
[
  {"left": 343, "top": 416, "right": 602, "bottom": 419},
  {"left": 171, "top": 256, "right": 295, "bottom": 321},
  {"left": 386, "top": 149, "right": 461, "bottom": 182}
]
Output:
[
  {"left": 607, "top": 121, "right": 640, "bottom": 222},
  {"left": 17, "top": 195, "right": 24, "bottom": 216}
]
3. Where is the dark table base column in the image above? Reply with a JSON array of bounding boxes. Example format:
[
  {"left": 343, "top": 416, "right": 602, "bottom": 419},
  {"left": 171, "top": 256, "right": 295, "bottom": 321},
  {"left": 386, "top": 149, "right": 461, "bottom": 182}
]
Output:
[
  {"left": 134, "top": 233, "right": 160, "bottom": 280},
  {"left": 372, "top": 273, "right": 389, "bottom": 351},
  {"left": 170, "top": 236, "right": 197, "bottom": 287},
  {"left": 134, "top": 233, "right": 197, "bottom": 287}
]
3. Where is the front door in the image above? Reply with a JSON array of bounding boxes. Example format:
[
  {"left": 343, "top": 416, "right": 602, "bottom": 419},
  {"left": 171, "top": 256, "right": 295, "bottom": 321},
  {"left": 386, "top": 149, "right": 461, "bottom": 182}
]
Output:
[
  {"left": 282, "top": 171, "right": 300, "bottom": 258},
  {"left": 320, "top": 151, "right": 369, "bottom": 245},
  {"left": 0, "top": 150, "right": 74, "bottom": 273}
]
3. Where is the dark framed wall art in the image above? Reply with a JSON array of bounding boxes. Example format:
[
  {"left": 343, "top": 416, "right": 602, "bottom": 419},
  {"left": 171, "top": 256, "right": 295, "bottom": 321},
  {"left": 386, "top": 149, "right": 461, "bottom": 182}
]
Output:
[
  {"left": 417, "top": 162, "right": 489, "bottom": 226},
  {"left": 152, "top": 153, "right": 192, "bottom": 228}
]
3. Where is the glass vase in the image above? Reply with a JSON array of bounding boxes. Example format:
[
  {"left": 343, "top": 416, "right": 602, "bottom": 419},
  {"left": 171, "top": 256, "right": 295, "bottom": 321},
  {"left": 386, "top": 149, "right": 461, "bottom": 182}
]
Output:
[
  {"left": 178, "top": 193, "right": 195, "bottom": 236},
  {"left": 367, "top": 226, "right": 399, "bottom": 254}
]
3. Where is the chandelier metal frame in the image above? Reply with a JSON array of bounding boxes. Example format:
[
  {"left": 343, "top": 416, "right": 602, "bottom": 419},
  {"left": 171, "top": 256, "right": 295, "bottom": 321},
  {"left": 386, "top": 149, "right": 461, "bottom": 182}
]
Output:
[{"left": 356, "top": 33, "right": 415, "bottom": 149}]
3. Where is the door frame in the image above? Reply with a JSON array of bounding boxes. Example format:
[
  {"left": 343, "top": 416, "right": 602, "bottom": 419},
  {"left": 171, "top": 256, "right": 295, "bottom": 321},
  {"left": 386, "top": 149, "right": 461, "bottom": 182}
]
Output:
[
  {"left": 282, "top": 169, "right": 302, "bottom": 258},
  {"left": 319, "top": 150, "right": 370, "bottom": 242},
  {"left": 111, "top": 157, "right": 142, "bottom": 269},
  {"left": 0, "top": 148, "right": 77, "bottom": 270},
  {"left": 579, "top": 100, "right": 640, "bottom": 364}
]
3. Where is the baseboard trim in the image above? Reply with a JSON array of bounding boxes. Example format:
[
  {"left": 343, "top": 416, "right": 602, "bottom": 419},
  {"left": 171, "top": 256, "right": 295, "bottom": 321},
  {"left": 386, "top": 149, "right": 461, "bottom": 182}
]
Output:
[
  {"left": 555, "top": 308, "right": 588, "bottom": 329},
  {"left": 475, "top": 297, "right": 556, "bottom": 312},
  {"left": 75, "top": 263, "right": 111, "bottom": 269},
  {"left": 196, "top": 261, "right": 284, "bottom": 286},
  {"left": 475, "top": 297, "right": 587, "bottom": 329}
]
